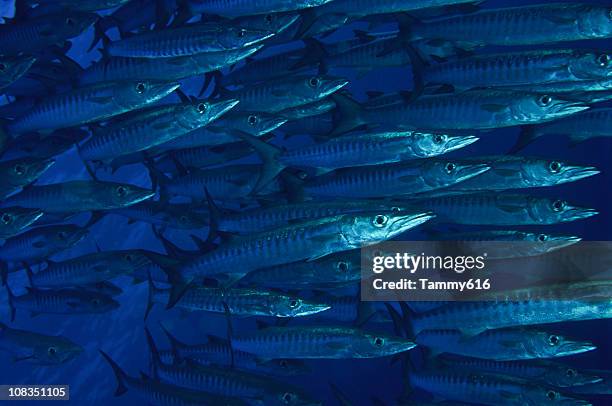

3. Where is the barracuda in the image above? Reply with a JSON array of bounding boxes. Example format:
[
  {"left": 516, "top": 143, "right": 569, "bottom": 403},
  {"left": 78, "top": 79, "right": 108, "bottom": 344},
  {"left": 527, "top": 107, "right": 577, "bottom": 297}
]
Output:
[
  {"left": 7, "top": 80, "right": 180, "bottom": 135},
  {"left": 167, "top": 211, "right": 434, "bottom": 306},
  {"left": 409, "top": 281, "right": 612, "bottom": 335},
  {"left": 232, "top": 325, "right": 416, "bottom": 359},
  {"left": 438, "top": 356, "right": 603, "bottom": 388},
  {"left": 0, "top": 157, "right": 55, "bottom": 200},
  {"left": 185, "top": 0, "right": 333, "bottom": 18},
  {"left": 107, "top": 23, "right": 273, "bottom": 58},
  {"left": 79, "top": 46, "right": 262, "bottom": 85},
  {"left": 407, "top": 3, "right": 612, "bottom": 46},
  {"left": 0, "top": 55, "right": 36, "bottom": 91},
  {"left": 302, "top": 160, "right": 490, "bottom": 198},
  {"left": 0, "top": 207, "right": 44, "bottom": 239},
  {"left": 1, "top": 181, "right": 155, "bottom": 214},
  {"left": 146, "top": 278, "right": 330, "bottom": 318},
  {"left": 408, "top": 193, "right": 598, "bottom": 225},
  {"left": 79, "top": 98, "right": 239, "bottom": 162},
  {"left": 109, "top": 202, "right": 208, "bottom": 230}
]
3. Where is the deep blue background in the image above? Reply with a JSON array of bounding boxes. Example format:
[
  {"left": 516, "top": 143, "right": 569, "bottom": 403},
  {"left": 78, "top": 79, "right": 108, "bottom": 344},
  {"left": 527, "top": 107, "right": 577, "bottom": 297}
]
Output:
[{"left": 0, "top": 0, "right": 611, "bottom": 404}]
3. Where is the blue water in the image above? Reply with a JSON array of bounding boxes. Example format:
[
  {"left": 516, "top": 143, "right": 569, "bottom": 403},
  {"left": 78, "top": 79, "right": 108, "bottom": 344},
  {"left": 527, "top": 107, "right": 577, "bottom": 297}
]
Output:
[{"left": 0, "top": 0, "right": 611, "bottom": 404}]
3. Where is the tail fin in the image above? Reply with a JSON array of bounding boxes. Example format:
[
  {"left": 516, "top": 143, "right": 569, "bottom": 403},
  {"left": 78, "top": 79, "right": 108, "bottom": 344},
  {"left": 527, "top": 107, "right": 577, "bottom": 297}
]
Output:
[
  {"left": 166, "top": 276, "right": 193, "bottom": 310},
  {"left": 231, "top": 131, "right": 285, "bottom": 194},
  {"left": 398, "top": 302, "right": 416, "bottom": 339},
  {"left": 159, "top": 323, "right": 187, "bottom": 363},
  {"left": 328, "top": 92, "right": 368, "bottom": 137},
  {"left": 509, "top": 125, "right": 540, "bottom": 153},
  {"left": 144, "top": 328, "right": 161, "bottom": 379},
  {"left": 88, "top": 17, "right": 115, "bottom": 52},
  {"left": 145, "top": 159, "right": 171, "bottom": 202},
  {"left": 144, "top": 272, "right": 159, "bottom": 321},
  {"left": 99, "top": 350, "right": 129, "bottom": 396},
  {"left": 292, "top": 38, "right": 328, "bottom": 72},
  {"left": 6, "top": 284, "right": 15, "bottom": 322}
]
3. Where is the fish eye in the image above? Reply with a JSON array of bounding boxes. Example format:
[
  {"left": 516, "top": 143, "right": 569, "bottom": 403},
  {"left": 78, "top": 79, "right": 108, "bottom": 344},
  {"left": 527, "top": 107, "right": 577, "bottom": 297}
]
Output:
[
  {"left": 296, "top": 170, "right": 308, "bottom": 180},
  {"left": 179, "top": 215, "right": 189, "bottom": 223},
  {"left": 337, "top": 261, "right": 348, "bottom": 272},
  {"left": 66, "top": 17, "right": 74, "bottom": 26},
  {"left": 433, "top": 134, "right": 446, "bottom": 144},
  {"left": 58, "top": 231, "right": 68, "bottom": 239},
  {"left": 0, "top": 63, "right": 5, "bottom": 71},
  {"left": 13, "top": 164, "right": 25, "bottom": 175},
  {"left": 135, "top": 82, "right": 146, "bottom": 94},
  {"left": 552, "top": 200, "right": 566, "bottom": 212},
  {"left": 288, "top": 299, "right": 299, "bottom": 308},
  {"left": 116, "top": 185, "right": 127, "bottom": 197},
  {"left": 538, "top": 95, "right": 553, "bottom": 107},
  {"left": 282, "top": 393, "right": 292, "bottom": 404},
  {"left": 597, "top": 53, "right": 610, "bottom": 67},
  {"left": 48, "top": 347, "right": 57, "bottom": 355},
  {"left": 279, "top": 359, "right": 288, "bottom": 368},
  {"left": 124, "top": 254, "right": 133, "bottom": 262},
  {"left": 546, "top": 390, "right": 558, "bottom": 401},
  {"left": 537, "top": 234, "right": 548, "bottom": 242},
  {"left": 372, "top": 215, "right": 388, "bottom": 228},
  {"left": 237, "top": 28, "right": 246, "bottom": 38},
  {"left": 391, "top": 206, "right": 401, "bottom": 212},
  {"left": 548, "top": 161, "right": 562, "bottom": 173},
  {"left": 197, "top": 103, "right": 207, "bottom": 114},
  {"left": 92, "top": 298, "right": 101, "bottom": 305},
  {"left": 265, "top": 14, "right": 273, "bottom": 23},
  {"left": 308, "top": 77, "right": 320, "bottom": 87},
  {"left": 548, "top": 335, "right": 560, "bottom": 346},
  {"left": 373, "top": 337, "right": 384, "bottom": 347},
  {"left": 247, "top": 115, "right": 258, "bottom": 126},
  {"left": 566, "top": 368, "right": 576, "bottom": 378},
  {"left": 1, "top": 213, "right": 12, "bottom": 224},
  {"left": 445, "top": 162, "right": 456, "bottom": 173}
]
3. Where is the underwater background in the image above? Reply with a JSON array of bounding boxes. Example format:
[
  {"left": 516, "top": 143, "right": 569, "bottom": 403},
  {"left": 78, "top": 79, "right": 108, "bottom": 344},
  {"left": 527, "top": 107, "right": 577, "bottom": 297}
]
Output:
[{"left": 0, "top": 0, "right": 611, "bottom": 404}]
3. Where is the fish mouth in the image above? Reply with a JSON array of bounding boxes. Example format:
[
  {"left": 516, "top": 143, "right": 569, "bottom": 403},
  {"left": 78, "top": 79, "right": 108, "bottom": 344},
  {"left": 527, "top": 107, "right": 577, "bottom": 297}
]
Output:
[
  {"left": 550, "top": 101, "right": 590, "bottom": 118},
  {"left": 562, "top": 165, "right": 600, "bottom": 182},
  {"left": 69, "top": 228, "right": 90, "bottom": 245},
  {"left": 557, "top": 341, "right": 597, "bottom": 357},
  {"left": 301, "top": 303, "right": 332, "bottom": 316},
  {"left": 245, "top": 30, "right": 276, "bottom": 47},
  {"left": 320, "top": 77, "right": 350, "bottom": 98},
  {"left": 391, "top": 211, "right": 436, "bottom": 232},
  {"left": 129, "top": 190, "right": 156, "bottom": 206},
  {"left": 455, "top": 163, "right": 491, "bottom": 182},
  {"left": 564, "top": 206, "right": 599, "bottom": 221},
  {"left": 445, "top": 135, "right": 479, "bottom": 152},
  {"left": 30, "top": 159, "right": 56, "bottom": 179},
  {"left": 209, "top": 98, "right": 240, "bottom": 121},
  {"left": 20, "top": 209, "right": 45, "bottom": 228},
  {"left": 150, "top": 82, "right": 181, "bottom": 100}
]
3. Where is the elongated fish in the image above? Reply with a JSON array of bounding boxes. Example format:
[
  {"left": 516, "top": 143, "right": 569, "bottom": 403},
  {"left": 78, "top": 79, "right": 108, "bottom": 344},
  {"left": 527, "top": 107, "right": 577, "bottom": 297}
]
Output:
[
  {"left": 408, "top": 367, "right": 590, "bottom": 406},
  {"left": 109, "top": 202, "right": 208, "bottom": 230},
  {"left": 232, "top": 326, "right": 416, "bottom": 359},
  {"left": 7, "top": 81, "right": 180, "bottom": 135},
  {"left": 0, "top": 322, "right": 83, "bottom": 365},
  {"left": 1, "top": 181, "right": 155, "bottom": 214},
  {"left": 155, "top": 143, "right": 253, "bottom": 173},
  {"left": 6, "top": 285, "right": 119, "bottom": 320},
  {"left": 409, "top": 281, "right": 612, "bottom": 335},
  {"left": 146, "top": 278, "right": 330, "bottom": 318},
  {"left": 423, "top": 49, "right": 612, "bottom": 91},
  {"left": 302, "top": 160, "right": 490, "bottom": 198},
  {"left": 414, "top": 328, "right": 596, "bottom": 361},
  {"left": 513, "top": 107, "right": 612, "bottom": 151},
  {"left": 408, "top": 193, "right": 598, "bottom": 225},
  {"left": 438, "top": 356, "right": 603, "bottom": 388},
  {"left": 431, "top": 156, "right": 599, "bottom": 193},
  {"left": 80, "top": 98, "right": 238, "bottom": 162},
  {"left": 224, "top": 74, "right": 348, "bottom": 113},
  {"left": 332, "top": 90, "right": 588, "bottom": 134},
  {"left": 79, "top": 46, "right": 262, "bottom": 85},
  {"left": 107, "top": 23, "right": 273, "bottom": 58},
  {"left": 185, "top": 0, "right": 333, "bottom": 18},
  {"left": 0, "top": 11, "right": 97, "bottom": 55},
  {"left": 407, "top": 3, "right": 612, "bottom": 46},
  {"left": 170, "top": 211, "right": 434, "bottom": 305},
  {"left": 29, "top": 250, "right": 154, "bottom": 287}
]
